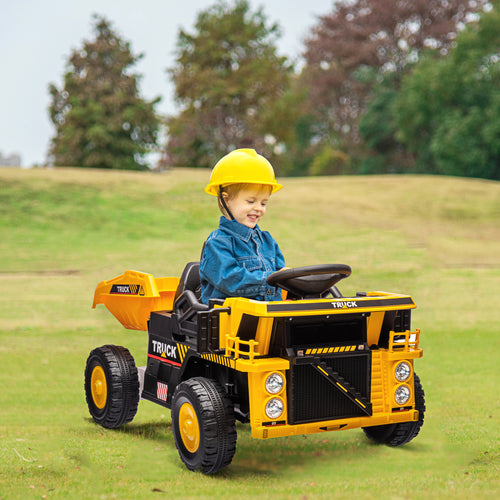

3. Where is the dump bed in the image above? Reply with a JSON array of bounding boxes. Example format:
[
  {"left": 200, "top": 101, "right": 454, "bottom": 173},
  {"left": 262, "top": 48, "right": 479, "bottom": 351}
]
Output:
[{"left": 92, "top": 270, "right": 179, "bottom": 331}]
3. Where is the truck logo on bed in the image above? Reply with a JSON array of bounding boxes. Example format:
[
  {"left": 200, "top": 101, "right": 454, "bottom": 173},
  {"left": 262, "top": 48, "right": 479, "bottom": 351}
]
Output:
[
  {"left": 110, "top": 284, "right": 145, "bottom": 295},
  {"left": 331, "top": 301, "right": 358, "bottom": 309}
]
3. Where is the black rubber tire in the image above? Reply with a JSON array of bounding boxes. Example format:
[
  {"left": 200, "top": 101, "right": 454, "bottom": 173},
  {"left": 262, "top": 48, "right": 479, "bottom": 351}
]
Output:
[
  {"left": 363, "top": 373, "right": 425, "bottom": 446},
  {"left": 171, "top": 377, "right": 237, "bottom": 474},
  {"left": 84, "top": 345, "right": 140, "bottom": 429}
]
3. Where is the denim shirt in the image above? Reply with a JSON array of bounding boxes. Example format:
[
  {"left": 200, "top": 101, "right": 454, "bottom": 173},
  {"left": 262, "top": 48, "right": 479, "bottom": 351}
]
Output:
[{"left": 200, "top": 216, "right": 285, "bottom": 304}]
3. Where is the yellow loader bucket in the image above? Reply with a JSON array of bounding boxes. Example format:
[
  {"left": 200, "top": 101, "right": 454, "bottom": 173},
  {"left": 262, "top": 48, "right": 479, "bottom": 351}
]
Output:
[{"left": 92, "top": 270, "right": 179, "bottom": 331}]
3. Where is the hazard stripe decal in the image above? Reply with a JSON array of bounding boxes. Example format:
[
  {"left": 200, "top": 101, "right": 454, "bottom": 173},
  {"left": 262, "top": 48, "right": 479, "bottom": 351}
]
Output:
[
  {"left": 177, "top": 343, "right": 189, "bottom": 362},
  {"left": 312, "top": 363, "right": 372, "bottom": 416},
  {"left": 305, "top": 345, "right": 358, "bottom": 355},
  {"left": 200, "top": 353, "right": 236, "bottom": 369}
]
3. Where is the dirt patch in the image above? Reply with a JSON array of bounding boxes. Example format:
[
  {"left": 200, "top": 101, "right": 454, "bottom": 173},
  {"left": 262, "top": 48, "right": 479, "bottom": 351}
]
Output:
[{"left": 0, "top": 269, "right": 81, "bottom": 277}]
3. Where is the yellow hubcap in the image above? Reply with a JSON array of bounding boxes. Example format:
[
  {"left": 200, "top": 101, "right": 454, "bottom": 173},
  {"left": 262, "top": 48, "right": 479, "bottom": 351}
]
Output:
[
  {"left": 178, "top": 402, "right": 200, "bottom": 453},
  {"left": 91, "top": 365, "right": 107, "bottom": 409}
]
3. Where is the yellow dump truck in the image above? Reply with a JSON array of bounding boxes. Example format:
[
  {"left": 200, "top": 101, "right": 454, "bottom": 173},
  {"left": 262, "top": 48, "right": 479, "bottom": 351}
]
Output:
[{"left": 86, "top": 263, "right": 425, "bottom": 474}]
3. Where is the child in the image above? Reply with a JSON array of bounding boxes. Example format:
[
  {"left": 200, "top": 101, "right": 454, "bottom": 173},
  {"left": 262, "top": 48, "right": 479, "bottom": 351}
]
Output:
[{"left": 200, "top": 148, "right": 286, "bottom": 304}]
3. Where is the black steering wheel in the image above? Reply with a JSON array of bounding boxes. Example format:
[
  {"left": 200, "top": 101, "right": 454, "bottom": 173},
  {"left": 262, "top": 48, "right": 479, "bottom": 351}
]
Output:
[{"left": 267, "top": 264, "right": 352, "bottom": 299}]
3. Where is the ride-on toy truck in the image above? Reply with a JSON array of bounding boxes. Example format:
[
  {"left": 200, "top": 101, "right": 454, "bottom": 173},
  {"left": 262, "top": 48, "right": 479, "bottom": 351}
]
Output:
[{"left": 86, "top": 263, "right": 425, "bottom": 473}]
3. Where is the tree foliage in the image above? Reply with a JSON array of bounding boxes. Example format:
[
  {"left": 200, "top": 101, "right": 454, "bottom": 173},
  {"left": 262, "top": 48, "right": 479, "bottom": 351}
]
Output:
[
  {"left": 358, "top": 73, "right": 415, "bottom": 173},
  {"left": 301, "top": 0, "right": 487, "bottom": 155},
  {"left": 48, "top": 15, "right": 160, "bottom": 170},
  {"left": 166, "top": 0, "right": 291, "bottom": 168},
  {"left": 395, "top": 4, "right": 500, "bottom": 180}
]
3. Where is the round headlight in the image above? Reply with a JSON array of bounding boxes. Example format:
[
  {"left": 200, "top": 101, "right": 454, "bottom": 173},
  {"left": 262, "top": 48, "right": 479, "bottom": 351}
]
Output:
[
  {"left": 394, "top": 385, "right": 411, "bottom": 405},
  {"left": 265, "top": 398, "right": 284, "bottom": 419},
  {"left": 395, "top": 361, "right": 411, "bottom": 382},
  {"left": 265, "top": 373, "right": 284, "bottom": 394}
]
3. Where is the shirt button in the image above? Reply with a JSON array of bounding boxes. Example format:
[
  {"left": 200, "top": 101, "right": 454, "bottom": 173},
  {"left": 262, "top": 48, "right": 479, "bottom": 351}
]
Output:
[{"left": 266, "top": 289, "right": 271, "bottom": 295}]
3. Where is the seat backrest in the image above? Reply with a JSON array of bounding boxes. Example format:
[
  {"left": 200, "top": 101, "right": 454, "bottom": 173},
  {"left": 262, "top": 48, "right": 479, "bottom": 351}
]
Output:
[{"left": 174, "top": 262, "right": 201, "bottom": 302}]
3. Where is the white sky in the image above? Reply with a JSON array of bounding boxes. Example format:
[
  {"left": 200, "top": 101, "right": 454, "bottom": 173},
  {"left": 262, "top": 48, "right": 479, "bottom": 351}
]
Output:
[{"left": 1, "top": 0, "right": 334, "bottom": 167}]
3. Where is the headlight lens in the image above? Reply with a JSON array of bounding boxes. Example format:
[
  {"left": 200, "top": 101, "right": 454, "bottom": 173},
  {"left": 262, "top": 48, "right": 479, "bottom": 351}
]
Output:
[
  {"left": 394, "top": 361, "right": 411, "bottom": 382},
  {"left": 265, "top": 398, "right": 284, "bottom": 419},
  {"left": 265, "top": 373, "right": 284, "bottom": 394},
  {"left": 394, "top": 385, "right": 411, "bottom": 405}
]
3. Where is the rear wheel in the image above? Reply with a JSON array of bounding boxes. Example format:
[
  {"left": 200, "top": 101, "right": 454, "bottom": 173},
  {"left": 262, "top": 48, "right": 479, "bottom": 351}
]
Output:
[
  {"left": 171, "top": 377, "right": 236, "bottom": 474},
  {"left": 84, "top": 345, "right": 139, "bottom": 429},
  {"left": 363, "top": 374, "right": 425, "bottom": 446}
]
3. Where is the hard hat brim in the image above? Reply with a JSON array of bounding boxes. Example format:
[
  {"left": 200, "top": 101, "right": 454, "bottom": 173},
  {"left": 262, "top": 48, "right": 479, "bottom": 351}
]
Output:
[{"left": 205, "top": 180, "right": 283, "bottom": 196}]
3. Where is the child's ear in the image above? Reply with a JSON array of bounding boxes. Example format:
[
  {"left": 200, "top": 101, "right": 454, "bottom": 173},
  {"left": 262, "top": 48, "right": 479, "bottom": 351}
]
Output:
[{"left": 221, "top": 191, "right": 229, "bottom": 202}]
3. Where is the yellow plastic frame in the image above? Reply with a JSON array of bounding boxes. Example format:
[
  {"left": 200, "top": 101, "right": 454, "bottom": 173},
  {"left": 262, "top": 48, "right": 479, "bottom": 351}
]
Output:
[{"left": 92, "top": 270, "right": 179, "bottom": 331}]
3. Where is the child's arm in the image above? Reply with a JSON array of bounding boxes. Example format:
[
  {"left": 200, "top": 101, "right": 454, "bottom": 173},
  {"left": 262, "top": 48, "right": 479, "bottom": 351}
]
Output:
[
  {"left": 275, "top": 240, "right": 286, "bottom": 271},
  {"left": 200, "top": 236, "right": 280, "bottom": 299}
]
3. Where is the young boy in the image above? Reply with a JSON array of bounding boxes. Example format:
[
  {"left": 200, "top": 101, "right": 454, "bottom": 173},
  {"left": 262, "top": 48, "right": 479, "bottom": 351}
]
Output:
[{"left": 200, "top": 148, "right": 286, "bottom": 304}]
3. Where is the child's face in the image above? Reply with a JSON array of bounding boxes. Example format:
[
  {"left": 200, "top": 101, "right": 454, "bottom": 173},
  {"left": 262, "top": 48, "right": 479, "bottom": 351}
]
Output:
[{"left": 224, "top": 185, "right": 271, "bottom": 228}]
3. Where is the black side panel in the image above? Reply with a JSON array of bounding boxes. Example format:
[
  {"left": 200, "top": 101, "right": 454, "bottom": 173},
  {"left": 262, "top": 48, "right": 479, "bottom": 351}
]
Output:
[
  {"left": 379, "top": 310, "right": 412, "bottom": 348},
  {"left": 148, "top": 311, "right": 176, "bottom": 340},
  {"left": 236, "top": 314, "right": 260, "bottom": 341}
]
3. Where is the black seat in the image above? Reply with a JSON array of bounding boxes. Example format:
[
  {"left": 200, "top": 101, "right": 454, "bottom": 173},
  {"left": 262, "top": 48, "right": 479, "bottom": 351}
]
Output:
[
  {"left": 174, "top": 261, "right": 203, "bottom": 302},
  {"left": 174, "top": 262, "right": 208, "bottom": 339}
]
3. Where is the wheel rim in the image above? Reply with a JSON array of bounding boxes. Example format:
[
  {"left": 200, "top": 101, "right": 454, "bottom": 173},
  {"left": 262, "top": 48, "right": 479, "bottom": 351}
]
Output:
[
  {"left": 90, "top": 365, "right": 107, "bottom": 409},
  {"left": 178, "top": 402, "right": 200, "bottom": 453}
]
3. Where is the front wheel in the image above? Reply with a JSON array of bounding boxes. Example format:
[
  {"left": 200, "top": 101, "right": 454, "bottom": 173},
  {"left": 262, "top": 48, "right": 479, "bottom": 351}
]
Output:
[
  {"left": 363, "top": 374, "right": 425, "bottom": 446},
  {"left": 171, "top": 377, "right": 236, "bottom": 474},
  {"left": 84, "top": 345, "right": 140, "bottom": 429}
]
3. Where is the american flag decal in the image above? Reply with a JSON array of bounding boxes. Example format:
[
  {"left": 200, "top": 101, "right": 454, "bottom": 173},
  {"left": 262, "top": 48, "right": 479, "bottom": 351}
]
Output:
[{"left": 157, "top": 382, "right": 168, "bottom": 401}]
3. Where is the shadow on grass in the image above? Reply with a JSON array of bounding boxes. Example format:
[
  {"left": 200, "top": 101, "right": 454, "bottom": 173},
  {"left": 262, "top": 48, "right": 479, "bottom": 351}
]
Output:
[
  {"left": 81, "top": 418, "right": 430, "bottom": 478},
  {"left": 83, "top": 417, "right": 173, "bottom": 442}
]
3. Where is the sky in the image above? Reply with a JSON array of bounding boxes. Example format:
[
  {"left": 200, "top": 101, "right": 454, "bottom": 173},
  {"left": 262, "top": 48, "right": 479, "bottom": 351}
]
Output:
[{"left": 1, "top": 0, "right": 335, "bottom": 167}]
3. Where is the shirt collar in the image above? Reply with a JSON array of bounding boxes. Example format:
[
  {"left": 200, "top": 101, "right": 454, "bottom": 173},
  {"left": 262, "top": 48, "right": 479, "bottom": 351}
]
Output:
[{"left": 219, "top": 216, "right": 261, "bottom": 242}]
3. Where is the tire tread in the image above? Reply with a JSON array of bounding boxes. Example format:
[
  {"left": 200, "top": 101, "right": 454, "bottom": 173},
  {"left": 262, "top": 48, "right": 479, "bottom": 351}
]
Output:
[{"left": 84, "top": 344, "right": 139, "bottom": 429}]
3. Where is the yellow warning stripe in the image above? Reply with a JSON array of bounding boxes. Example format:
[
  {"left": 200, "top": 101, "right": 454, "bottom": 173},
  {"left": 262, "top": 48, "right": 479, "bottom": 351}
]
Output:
[
  {"left": 306, "top": 345, "right": 357, "bottom": 355},
  {"left": 336, "top": 382, "right": 348, "bottom": 393},
  {"left": 316, "top": 365, "right": 329, "bottom": 377},
  {"left": 315, "top": 364, "right": 368, "bottom": 411},
  {"left": 355, "top": 398, "right": 366, "bottom": 408},
  {"left": 200, "top": 353, "right": 236, "bottom": 369},
  {"left": 176, "top": 343, "right": 189, "bottom": 362}
]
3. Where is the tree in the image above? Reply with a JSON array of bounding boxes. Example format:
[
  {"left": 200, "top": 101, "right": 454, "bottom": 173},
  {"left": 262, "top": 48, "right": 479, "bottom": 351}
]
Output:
[
  {"left": 395, "top": 3, "right": 500, "bottom": 180},
  {"left": 48, "top": 15, "right": 160, "bottom": 170},
  {"left": 358, "top": 73, "right": 414, "bottom": 173},
  {"left": 262, "top": 74, "right": 318, "bottom": 176},
  {"left": 301, "top": 0, "right": 487, "bottom": 157},
  {"left": 166, "top": 0, "right": 292, "bottom": 169}
]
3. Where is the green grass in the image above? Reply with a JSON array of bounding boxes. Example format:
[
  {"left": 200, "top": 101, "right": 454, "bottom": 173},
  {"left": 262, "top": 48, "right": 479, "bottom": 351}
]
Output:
[{"left": 1, "top": 167, "right": 499, "bottom": 499}]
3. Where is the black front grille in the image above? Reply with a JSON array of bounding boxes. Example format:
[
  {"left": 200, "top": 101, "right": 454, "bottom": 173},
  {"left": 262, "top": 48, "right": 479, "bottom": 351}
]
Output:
[{"left": 289, "top": 352, "right": 371, "bottom": 424}]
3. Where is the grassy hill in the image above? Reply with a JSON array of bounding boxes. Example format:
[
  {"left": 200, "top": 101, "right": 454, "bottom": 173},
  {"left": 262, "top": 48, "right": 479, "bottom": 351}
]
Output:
[{"left": 1, "top": 167, "right": 499, "bottom": 498}]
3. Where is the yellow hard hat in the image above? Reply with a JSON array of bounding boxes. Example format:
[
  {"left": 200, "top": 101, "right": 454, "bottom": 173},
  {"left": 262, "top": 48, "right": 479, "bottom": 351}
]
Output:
[{"left": 205, "top": 148, "right": 283, "bottom": 196}]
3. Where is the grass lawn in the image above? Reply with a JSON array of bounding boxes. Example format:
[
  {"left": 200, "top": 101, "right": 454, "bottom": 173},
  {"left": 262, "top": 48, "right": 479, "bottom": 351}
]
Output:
[{"left": 0, "top": 167, "right": 499, "bottom": 499}]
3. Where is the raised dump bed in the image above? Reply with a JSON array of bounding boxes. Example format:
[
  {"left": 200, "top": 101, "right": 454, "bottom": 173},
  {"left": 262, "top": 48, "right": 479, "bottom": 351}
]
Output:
[{"left": 92, "top": 270, "right": 179, "bottom": 331}]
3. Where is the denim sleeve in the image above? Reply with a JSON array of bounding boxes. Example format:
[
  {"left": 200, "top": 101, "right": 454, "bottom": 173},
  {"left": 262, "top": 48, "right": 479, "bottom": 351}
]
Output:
[
  {"left": 200, "top": 235, "right": 268, "bottom": 298},
  {"left": 275, "top": 239, "right": 286, "bottom": 270}
]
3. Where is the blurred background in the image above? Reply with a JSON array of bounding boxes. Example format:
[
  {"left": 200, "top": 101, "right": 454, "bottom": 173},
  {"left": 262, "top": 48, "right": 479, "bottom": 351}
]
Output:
[{"left": 1, "top": 0, "right": 499, "bottom": 180}]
